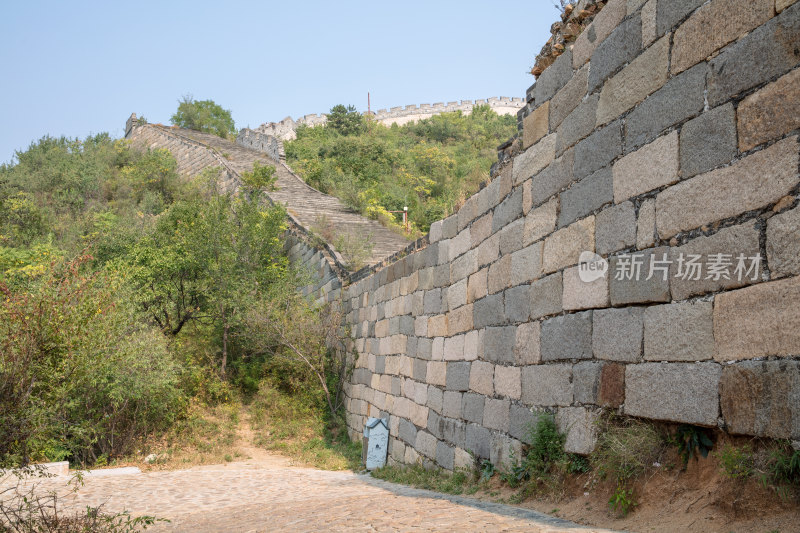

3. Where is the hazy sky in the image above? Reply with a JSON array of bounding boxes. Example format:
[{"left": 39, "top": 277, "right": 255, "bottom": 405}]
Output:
[{"left": 0, "top": 1, "right": 558, "bottom": 164}]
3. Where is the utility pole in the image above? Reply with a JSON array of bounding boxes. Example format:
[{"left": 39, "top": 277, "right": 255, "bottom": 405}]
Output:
[{"left": 367, "top": 92, "right": 372, "bottom": 134}]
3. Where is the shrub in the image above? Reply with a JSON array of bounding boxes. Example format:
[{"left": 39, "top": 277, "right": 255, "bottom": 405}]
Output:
[
  {"left": 0, "top": 255, "right": 185, "bottom": 466},
  {"left": 718, "top": 444, "right": 754, "bottom": 480},
  {"left": 170, "top": 96, "right": 236, "bottom": 139}
]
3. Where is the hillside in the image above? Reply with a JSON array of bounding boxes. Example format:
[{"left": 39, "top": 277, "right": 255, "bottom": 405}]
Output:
[{"left": 284, "top": 104, "right": 517, "bottom": 234}]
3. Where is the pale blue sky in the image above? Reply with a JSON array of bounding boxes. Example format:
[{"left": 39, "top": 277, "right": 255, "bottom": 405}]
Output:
[{"left": 0, "top": 1, "right": 558, "bottom": 164}]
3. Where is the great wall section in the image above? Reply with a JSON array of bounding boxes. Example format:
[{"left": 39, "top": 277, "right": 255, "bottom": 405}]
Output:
[
  {"left": 252, "top": 97, "right": 525, "bottom": 141},
  {"left": 127, "top": 0, "right": 800, "bottom": 472}
]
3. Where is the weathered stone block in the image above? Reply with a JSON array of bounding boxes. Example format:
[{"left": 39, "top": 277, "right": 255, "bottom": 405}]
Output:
[
  {"left": 534, "top": 49, "right": 574, "bottom": 103},
  {"left": 530, "top": 272, "right": 563, "bottom": 320},
  {"left": 483, "top": 398, "right": 511, "bottom": 432},
  {"left": 542, "top": 217, "right": 595, "bottom": 274},
  {"left": 714, "top": 276, "right": 800, "bottom": 361},
  {"left": 522, "top": 364, "right": 573, "bottom": 407},
  {"left": 669, "top": 222, "right": 761, "bottom": 300},
  {"left": 514, "top": 321, "right": 541, "bottom": 365},
  {"left": 511, "top": 242, "right": 543, "bottom": 286},
  {"left": 442, "top": 390, "right": 463, "bottom": 419},
  {"left": 644, "top": 301, "right": 714, "bottom": 361},
  {"left": 445, "top": 362, "right": 471, "bottom": 391},
  {"left": 531, "top": 150, "right": 574, "bottom": 206},
  {"left": 435, "top": 440, "right": 455, "bottom": 470},
  {"left": 680, "top": 104, "right": 737, "bottom": 179},
  {"left": 484, "top": 326, "right": 517, "bottom": 364},
  {"left": 449, "top": 228, "right": 471, "bottom": 262},
  {"left": 613, "top": 131, "right": 679, "bottom": 203},
  {"left": 442, "top": 215, "right": 458, "bottom": 240},
  {"left": 399, "top": 418, "right": 418, "bottom": 445},
  {"left": 720, "top": 360, "right": 800, "bottom": 439},
  {"left": 672, "top": 0, "right": 773, "bottom": 74},
  {"left": 609, "top": 247, "right": 671, "bottom": 305},
  {"left": 641, "top": 0, "right": 657, "bottom": 45},
  {"left": 625, "top": 62, "right": 707, "bottom": 151},
  {"left": 768, "top": 205, "right": 800, "bottom": 278},
  {"left": 555, "top": 94, "right": 599, "bottom": 155},
  {"left": 596, "top": 201, "right": 636, "bottom": 255},
  {"left": 541, "top": 311, "right": 593, "bottom": 361},
  {"left": 427, "top": 385, "right": 443, "bottom": 413},
  {"left": 656, "top": 0, "right": 704, "bottom": 36},
  {"left": 428, "top": 314, "right": 448, "bottom": 338},
  {"left": 589, "top": 14, "right": 642, "bottom": 93},
  {"left": 467, "top": 268, "right": 488, "bottom": 304},
  {"left": 427, "top": 361, "right": 447, "bottom": 387},
  {"left": 415, "top": 430, "right": 438, "bottom": 459},
  {"left": 593, "top": 307, "right": 644, "bottom": 362},
  {"left": 466, "top": 423, "right": 491, "bottom": 459},
  {"left": 509, "top": 404, "right": 541, "bottom": 444},
  {"left": 557, "top": 168, "right": 614, "bottom": 228},
  {"left": 524, "top": 197, "right": 558, "bottom": 246},
  {"left": 423, "top": 289, "right": 442, "bottom": 315},
  {"left": 505, "top": 285, "right": 532, "bottom": 324},
  {"left": 470, "top": 213, "right": 493, "bottom": 248},
  {"left": 494, "top": 365, "right": 522, "bottom": 400},
  {"left": 490, "top": 434, "right": 523, "bottom": 470},
  {"left": 573, "top": 0, "right": 628, "bottom": 67},
  {"left": 574, "top": 122, "right": 622, "bottom": 181},
  {"left": 488, "top": 255, "right": 512, "bottom": 295},
  {"left": 557, "top": 407, "right": 600, "bottom": 454},
  {"left": 469, "top": 360, "right": 494, "bottom": 396},
  {"left": 461, "top": 392, "right": 485, "bottom": 424},
  {"left": 512, "top": 135, "right": 557, "bottom": 186},
  {"left": 443, "top": 335, "right": 465, "bottom": 362},
  {"left": 499, "top": 219, "right": 524, "bottom": 257},
  {"left": 473, "top": 292, "right": 505, "bottom": 328},
  {"left": 492, "top": 187, "right": 524, "bottom": 232},
  {"left": 447, "top": 279, "right": 467, "bottom": 312},
  {"left": 596, "top": 36, "right": 669, "bottom": 126},
  {"left": 574, "top": 361, "right": 603, "bottom": 404},
  {"left": 523, "top": 101, "right": 550, "bottom": 149},
  {"left": 707, "top": 4, "right": 800, "bottom": 107},
  {"left": 562, "top": 266, "right": 609, "bottom": 311},
  {"left": 550, "top": 64, "right": 589, "bottom": 130},
  {"left": 476, "top": 235, "right": 500, "bottom": 270},
  {"left": 464, "top": 329, "right": 480, "bottom": 361},
  {"left": 656, "top": 136, "right": 799, "bottom": 239},
  {"left": 448, "top": 304, "right": 473, "bottom": 336},
  {"left": 625, "top": 362, "right": 721, "bottom": 425},
  {"left": 738, "top": 68, "right": 800, "bottom": 152},
  {"left": 778, "top": 0, "right": 799, "bottom": 12}
]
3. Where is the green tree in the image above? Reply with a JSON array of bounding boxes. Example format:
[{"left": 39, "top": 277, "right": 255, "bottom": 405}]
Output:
[
  {"left": 126, "top": 169, "right": 288, "bottom": 376},
  {"left": 326, "top": 104, "right": 364, "bottom": 136},
  {"left": 170, "top": 96, "right": 236, "bottom": 138}
]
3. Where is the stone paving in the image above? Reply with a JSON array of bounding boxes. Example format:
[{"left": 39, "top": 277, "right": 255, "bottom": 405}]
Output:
[{"left": 9, "top": 459, "right": 614, "bottom": 532}]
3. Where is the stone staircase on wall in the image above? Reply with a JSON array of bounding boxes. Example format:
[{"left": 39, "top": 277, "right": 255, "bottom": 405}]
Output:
[{"left": 125, "top": 118, "right": 410, "bottom": 277}]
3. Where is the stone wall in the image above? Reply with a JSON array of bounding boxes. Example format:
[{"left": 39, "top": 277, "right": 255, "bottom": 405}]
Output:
[
  {"left": 330, "top": 0, "right": 800, "bottom": 470},
  {"left": 126, "top": 118, "right": 239, "bottom": 193},
  {"left": 236, "top": 128, "right": 285, "bottom": 162},
  {"left": 256, "top": 97, "right": 525, "bottom": 141}
]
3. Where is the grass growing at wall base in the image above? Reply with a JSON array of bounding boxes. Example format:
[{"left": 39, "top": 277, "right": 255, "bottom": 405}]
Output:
[
  {"left": 249, "top": 382, "right": 361, "bottom": 471},
  {"left": 371, "top": 464, "right": 482, "bottom": 496}
]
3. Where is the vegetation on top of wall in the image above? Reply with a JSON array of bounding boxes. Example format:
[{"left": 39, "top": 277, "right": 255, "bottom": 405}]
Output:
[
  {"left": 284, "top": 104, "right": 517, "bottom": 234},
  {"left": 170, "top": 95, "right": 236, "bottom": 139}
]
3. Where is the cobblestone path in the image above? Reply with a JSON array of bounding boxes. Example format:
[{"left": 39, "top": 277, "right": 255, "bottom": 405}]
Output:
[{"left": 15, "top": 459, "right": 614, "bottom": 532}]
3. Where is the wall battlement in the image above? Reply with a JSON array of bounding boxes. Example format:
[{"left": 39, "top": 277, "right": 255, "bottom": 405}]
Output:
[{"left": 256, "top": 97, "right": 525, "bottom": 140}]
